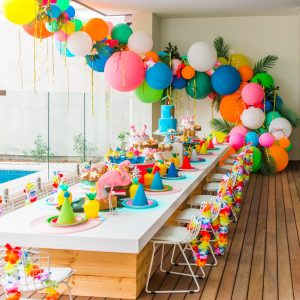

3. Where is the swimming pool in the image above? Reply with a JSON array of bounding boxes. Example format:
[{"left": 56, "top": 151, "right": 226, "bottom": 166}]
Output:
[{"left": 0, "top": 170, "right": 37, "bottom": 184}]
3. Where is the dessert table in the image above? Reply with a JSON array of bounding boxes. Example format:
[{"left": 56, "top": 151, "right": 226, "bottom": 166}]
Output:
[{"left": 0, "top": 145, "right": 229, "bottom": 299}]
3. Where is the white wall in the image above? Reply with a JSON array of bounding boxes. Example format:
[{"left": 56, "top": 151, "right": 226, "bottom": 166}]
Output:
[{"left": 160, "top": 15, "right": 300, "bottom": 159}]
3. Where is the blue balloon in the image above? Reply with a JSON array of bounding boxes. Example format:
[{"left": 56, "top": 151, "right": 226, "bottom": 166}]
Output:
[
  {"left": 47, "top": 5, "right": 61, "bottom": 19},
  {"left": 86, "top": 46, "right": 113, "bottom": 72},
  {"left": 172, "top": 77, "right": 186, "bottom": 89},
  {"left": 262, "top": 100, "right": 273, "bottom": 113},
  {"left": 55, "top": 40, "right": 74, "bottom": 57},
  {"left": 245, "top": 131, "right": 259, "bottom": 147},
  {"left": 211, "top": 65, "right": 241, "bottom": 95},
  {"left": 65, "top": 5, "right": 75, "bottom": 18},
  {"left": 146, "top": 62, "right": 173, "bottom": 90}
]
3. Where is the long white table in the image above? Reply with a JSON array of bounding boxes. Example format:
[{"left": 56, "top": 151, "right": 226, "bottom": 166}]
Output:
[{"left": 0, "top": 144, "right": 229, "bottom": 298}]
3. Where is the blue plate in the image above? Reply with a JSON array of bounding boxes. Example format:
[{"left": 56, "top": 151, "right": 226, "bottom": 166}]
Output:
[
  {"left": 190, "top": 158, "right": 206, "bottom": 163},
  {"left": 161, "top": 174, "right": 187, "bottom": 180},
  {"left": 122, "top": 198, "right": 158, "bottom": 209}
]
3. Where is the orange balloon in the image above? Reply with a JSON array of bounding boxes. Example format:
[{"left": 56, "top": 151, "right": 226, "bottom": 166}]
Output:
[
  {"left": 219, "top": 147, "right": 236, "bottom": 166},
  {"left": 181, "top": 65, "right": 195, "bottom": 80},
  {"left": 84, "top": 18, "right": 108, "bottom": 41},
  {"left": 239, "top": 65, "right": 253, "bottom": 82},
  {"left": 220, "top": 93, "right": 245, "bottom": 123},
  {"left": 278, "top": 137, "right": 290, "bottom": 149},
  {"left": 268, "top": 145, "right": 289, "bottom": 172},
  {"left": 145, "top": 51, "right": 159, "bottom": 62},
  {"left": 23, "top": 21, "right": 54, "bottom": 39}
]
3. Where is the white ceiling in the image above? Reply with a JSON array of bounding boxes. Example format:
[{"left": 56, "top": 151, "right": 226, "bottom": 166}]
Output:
[{"left": 76, "top": 0, "right": 300, "bottom": 17}]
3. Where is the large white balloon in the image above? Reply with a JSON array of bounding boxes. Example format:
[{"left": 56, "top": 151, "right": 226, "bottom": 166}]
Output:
[
  {"left": 241, "top": 107, "right": 265, "bottom": 130},
  {"left": 67, "top": 32, "right": 93, "bottom": 56},
  {"left": 269, "top": 117, "right": 292, "bottom": 140},
  {"left": 128, "top": 31, "right": 153, "bottom": 55},
  {"left": 187, "top": 41, "right": 217, "bottom": 72}
]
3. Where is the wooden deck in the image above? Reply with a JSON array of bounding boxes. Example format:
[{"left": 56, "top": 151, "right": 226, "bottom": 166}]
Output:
[{"left": 1, "top": 161, "right": 300, "bottom": 300}]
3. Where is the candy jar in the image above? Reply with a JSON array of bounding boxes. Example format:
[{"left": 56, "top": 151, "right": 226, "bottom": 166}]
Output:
[
  {"left": 129, "top": 178, "right": 139, "bottom": 199},
  {"left": 144, "top": 168, "right": 154, "bottom": 186},
  {"left": 84, "top": 193, "right": 100, "bottom": 219},
  {"left": 57, "top": 184, "right": 72, "bottom": 206}
]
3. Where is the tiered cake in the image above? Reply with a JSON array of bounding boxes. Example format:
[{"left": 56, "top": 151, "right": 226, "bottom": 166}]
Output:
[{"left": 158, "top": 105, "right": 177, "bottom": 133}]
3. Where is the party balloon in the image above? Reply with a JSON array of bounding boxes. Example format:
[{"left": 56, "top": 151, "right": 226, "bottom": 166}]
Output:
[
  {"left": 128, "top": 31, "right": 153, "bottom": 55},
  {"left": 259, "top": 128, "right": 268, "bottom": 134},
  {"left": 45, "top": 20, "right": 59, "bottom": 33},
  {"left": 47, "top": 4, "right": 61, "bottom": 18},
  {"left": 111, "top": 23, "right": 133, "bottom": 44},
  {"left": 55, "top": 40, "right": 74, "bottom": 57},
  {"left": 146, "top": 62, "right": 173, "bottom": 90},
  {"left": 84, "top": 18, "right": 109, "bottom": 42},
  {"left": 245, "top": 131, "right": 259, "bottom": 147},
  {"left": 230, "top": 125, "right": 248, "bottom": 137},
  {"left": 251, "top": 72, "right": 274, "bottom": 89},
  {"left": 186, "top": 72, "right": 212, "bottom": 99},
  {"left": 268, "top": 145, "right": 289, "bottom": 172},
  {"left": 241, "top": 83, "right": 265, "bottom": 105},
  {"left": 251, "top": 146, "right": 262, "bottom": 172},
  {"left": 218, "top": 57, "right": 228, "bottom": 65},
  {"left": 263, "top": 100, "right": 273, "bottom": 113},
  {"left": 219, "top": 93, "right": 245, "bottom": 123},
  {"left": 211, "top": 65, "right": 241, "bottom": 95},
  {"left": 171, "top": 59, "right": 181, "bottom": 75},
  {"left": 106, "top": 21, "right": 113, "bottom": 34},
  {"left": 86, "top": 46, "right": 113, "bottom": 72},
  {"left": 274, "top": 95, "right": 283, "bottom": 110},
  {"left": 229, "top": 54, "right": 250, "bottom": 68},
  {"left": 135, "top": 81, "right": 163, "bottom": 103},
  {"left": 67, "top": 32, "right": 93, "bottom": 56},
  {"left": 172, "top": 77, "right": 186, "bottom": 89},
  {"left": 145, "top": 51, "right": 159, "bottom": 62},
  {"left": 181, "top": 65, "right": 195, "bottom": 79},
  {"left": 239, "top": 65, "right": 253, "bottom": 82},
  {"left": 258, "top": 133, "right": 274, "bottom": 147},
  {"left": 23, "top": 21, "right": 54, "bottom": 38},
  {"left": 229, "top": 133, "right": 245, "bottom": 150},
  {"left": 187, "top": 41, "right": 217, "bottom": 72},
  {"left": 241, "top": 107, "right": 265, "bottom": 129},
  {"left": 105, "top": 51, "right": 145, "bottom": 92},
  {"left": 65, "top": 5, "right": 75, "bottom": 18},
  {"left": 265, "top": 111, "right": 281, "bottom": 127},
  {"left": 269, "top": 117, "right": 292, "bottom": 140},
  {"left": 286, "top": 142, "right": 293, "bottom": 152},
  {"left": 61, "top": 21, "right": 75, "bottom": 34},
  {"left": 278, "top": 137, "right": 290, "bottom": 149},
  {"left": 57, "top": 0, "right": 69, "bottom": 11},
  {"left": 3, "top": 0, "right": 38, "bottom": 25},
  {"left": 71, "top": 19, "right": 83, "bottom": 31}
]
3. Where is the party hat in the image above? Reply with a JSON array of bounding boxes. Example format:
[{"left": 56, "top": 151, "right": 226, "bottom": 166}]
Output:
[
  {"left": 167, "top": 163, "right": 178, "bottom": 177},
  {"left": 190, "top": 149, "right": 199, "bottom": 162},
  {"left": 200, "top": 142, "right": 208, "bottom": 154},
  {"left": 181, "top": 155, "right": 193, "bottom": 169},
  {"left": 132, "top": 184, "right": 149, "bottom": 206},
  {"left": 207, "top": 139, "right": 215, "bottom": 149},
  {"left": 150, "top": 172, "right": 164, "bottom": 190},
  {"left": 57, "top": 192, "right": 75, "bottom": 224}
]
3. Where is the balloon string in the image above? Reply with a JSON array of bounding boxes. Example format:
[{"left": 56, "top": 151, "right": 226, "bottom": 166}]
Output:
[
  {"left": 33, "top": 35, "right": 36, "bottom": 92},
  {"left": 52, "top": 35, "right": 55, "bottom": 85},
  {"left": 18, "top": 27, "right": 24, "bottom": 89},
  {"left": 67, "top": 60, "right": 70, "bottom": 111},
  {"left": 91, "top": 69, "right": 94, "bottom": 115}
]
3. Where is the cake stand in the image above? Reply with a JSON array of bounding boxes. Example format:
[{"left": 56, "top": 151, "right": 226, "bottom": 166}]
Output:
[{"left": 153, "top": 130, "right": 183, "bottom": 144}]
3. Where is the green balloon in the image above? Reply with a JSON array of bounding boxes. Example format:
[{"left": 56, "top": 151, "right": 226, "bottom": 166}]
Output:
[
  {"left": 57, "top": 0, "right": 69, "bottom": 11},
  {"left": 72, "top": 19, "right": 83, "bottom": 32},
  {"left": 265, "top": 111, "right": 281, "bottom": 127},
  {"left": 286, "top": 143, "right": 293, "bottom": 152},
  {"left": 135, "top": 81, "right": 163, "bottom": 103},
  {"left": 259, "top": 128, "right": 268, "bottom": 134},
  {"left": 46, "top": 20, "right": 59, "bottom": 32},
  {"left": 186, "top": 72, "right": 212, "bottom": 100},
  {"left": 251, "top": 146, "right": 262, "bottom": 173},
  {"left": 111, "top": 24, "right": 133, "bottom": 44},
  {"left": 251, "top": 72, "right": 274, "bottom": 89}
]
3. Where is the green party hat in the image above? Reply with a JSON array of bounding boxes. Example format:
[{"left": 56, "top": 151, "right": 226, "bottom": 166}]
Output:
[{"left": 57, "top": 192, "right": 75, "bottom": 224}]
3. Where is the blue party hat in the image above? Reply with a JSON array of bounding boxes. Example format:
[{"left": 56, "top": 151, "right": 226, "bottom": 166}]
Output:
[
  {"left": 167, "top": 162, "right": 178, "bottom": 178},
  {"left": 150, "top": 172, "right": 164, "bottom": 190},
  {"left": 132, "top": 184, "right": 149, "bottom": 206}
]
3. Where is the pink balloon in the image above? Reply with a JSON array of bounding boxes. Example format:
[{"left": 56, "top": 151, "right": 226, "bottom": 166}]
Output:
[
  {"left": 104, "top": 51, "right": 145, "bottom": 92},
  {"left": 55, "top": 31, "right": 68, "bottom": 42},
  {"left": 106, "top": 21, "right": 113, "bottom": 35},
  {"left": 259, "top": 133, "right": 275, "bottom": 147},
  {"left": 171, "top": 58, "right": 181, "bottom": 75},
  {"left": 241, "top": 83, "right": 265, "bottom": 106},
  {"left": 230, "top": 125, "right": 248, "bottom": 136},
  {"left": 229, "top": 133, "right": 245, "bottom": 150}
]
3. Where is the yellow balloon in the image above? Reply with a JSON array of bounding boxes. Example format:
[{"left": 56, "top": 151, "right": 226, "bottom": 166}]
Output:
[
  {"left": 211, "top": 131, "right": 227, "bottom": 143},
  {"left": 61, "top": 21, "right": 75, "bottom": 34},
  {"left": 229, "top": 54, "right": 250, "bottom": 69},
  {"left": 218, "top": 57, "right": 228, "bottom": 65},
  {"left": 3, "top": 0, "right": 38, "bottom": 25}
]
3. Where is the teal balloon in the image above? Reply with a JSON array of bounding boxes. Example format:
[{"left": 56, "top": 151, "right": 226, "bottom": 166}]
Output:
[
  {"left": 135, "top": 81, "right": 163, "bottom": 103},
  {"left": 57, "top": 0, "right": 69, "bottom": 11},
  {"left": 71, "top": 19, "right": 83, "bottom": 31},
  {"left": 46, "top": 21, "right": 59, "bottom": 32},
  {"left": 186, "top": 72, "right": 212, "bottom": 100},
  {"left": 111, "top": 23, "right": 133, "bottom": 44},
  {"left": 245, "top": 131, "right": 259, "bottom": 147},
  {"left": 251, "top": 72, "right": 274, "bottom": 89},
  {"left": 259, "top": 127, "right": 268, "bottom": 134},
  {"left": 265, "top": 111, "right": 281, "bottom": 127}
]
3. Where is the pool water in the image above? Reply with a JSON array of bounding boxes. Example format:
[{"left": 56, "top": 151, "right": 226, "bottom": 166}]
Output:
[{"left": 0, "top": 170, "right": 37, "bottom": 184}]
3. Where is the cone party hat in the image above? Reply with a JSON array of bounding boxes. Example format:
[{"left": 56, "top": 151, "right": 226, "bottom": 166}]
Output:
[
  {"left": 190, "top": 149, "right": 199, "bottom": 162},
  {"left": 181, "top": 155, "right": 193, "bottom": 169},
  {"left": 57, "top": 192, "right": 75, "bottom": 224},
  {"left": 150, "top": 172, "right": 164, "bottom": 190},
  {"left": 132, "top": 184, "right": 149, "bottom": 206},
  {"left": 200, "top": 142, "right": 208, "bottom": 154},
  {"left": 167, "top": 162, "right": 179, "bottom": 178}
]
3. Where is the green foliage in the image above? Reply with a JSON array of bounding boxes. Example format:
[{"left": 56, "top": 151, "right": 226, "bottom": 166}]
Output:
[
  {"left": 117, "top": 131, "right": 130, "bottom": 149},
  {"left": 261, "top": 147, "right": 276, "bottom": 176},
  {"left": 211, "top": 93, "right": 222, "bottom": 111},
  {"left": 277, "top": 104, "right": 300, "bottom": 127},
  {"left": 253, "top": 55, "right": 278, "bottom": 74},
  {"left": 210, "top": 118, "right": 235, "bottom": 134},
  {"left": 73, "top": 133, "right": 97, "bottom": 161},
  {"left": 164, "top": 42, "right": 181, "bottom": 60},
  {"left": 213, "top": 36, "right": 230, "bottom": 60},
  {"left": 23, "top": 134, "right": 54, "bottom": 161}
]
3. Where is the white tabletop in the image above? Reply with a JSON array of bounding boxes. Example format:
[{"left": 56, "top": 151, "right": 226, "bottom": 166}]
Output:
[{"left": 0, "top": 145, "right": 229, "bottom": 254}]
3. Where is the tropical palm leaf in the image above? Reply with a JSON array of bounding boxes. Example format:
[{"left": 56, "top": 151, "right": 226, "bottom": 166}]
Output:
[
  {"left": 210, "top": 118, "right": 234, "bottom": 134},
  {"left": 253, "top": 55, "right": 278, "bottom": 74},
  {"left": 211, "top": 93, "right": 222, "bottom": 112},
  {"left": 277, "top": 104, "right": 300, "bottom": 127},
  {"left": 213, "top": 36, "right": 230, "bottom": 60},
  {"left": 260, "top": 147, "right": 276, "bottom": 176}
]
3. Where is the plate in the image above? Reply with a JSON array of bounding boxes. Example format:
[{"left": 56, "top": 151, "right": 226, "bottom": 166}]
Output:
[
  {"left": 198, "top": 152, "right": 214, "bottom": 155},
  {"left": 122, "top": 198, "right": 158, "bottom": 209},
  {"left": 179, "top": 168, "right": 199, "bottom": 172},
  {"left": 209, "top": 147, "right": 220, "bottom": 151},
  {"left": 45, "top": 195, "right": 83, "bottom": 206},
  {"left": 47, "top": 215, "right": 87, "bottom": 227},
  {"left": 161, "top": 174, "right": 187, "bottom": 180},
  {"left": 190, "top": 158, "right": 206, "bottom": 163},
  {"left": 80, "top": 180, "right": 96, "bottom": 190},
  {"left": 144, "top": 185, "right": 172, "bottom": 192}
]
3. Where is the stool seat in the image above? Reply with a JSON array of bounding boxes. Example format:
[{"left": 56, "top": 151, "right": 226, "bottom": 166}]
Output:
[
  {"left": 208, "top": 173, "right": 224, "bottom": 182},
  {"left": 203, "top": 182, "right": 219, "bottom": 192},
  {"left": 176, "top": 208, "right": 199, "bottom": 224}
]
